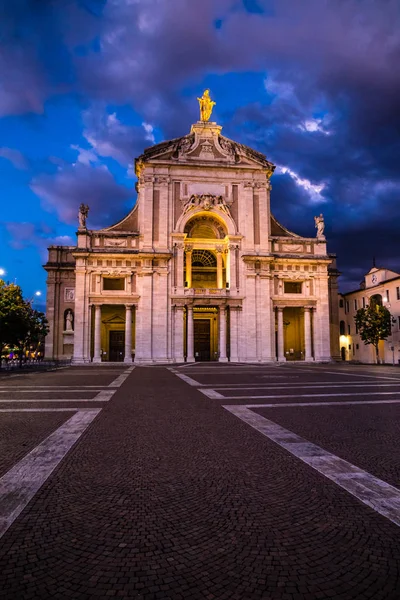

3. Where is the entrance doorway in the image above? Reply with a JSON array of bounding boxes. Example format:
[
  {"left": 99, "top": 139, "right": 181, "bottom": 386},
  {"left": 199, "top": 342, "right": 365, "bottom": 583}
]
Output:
[
  {"left": 194, "top": 319, "right": 211, "bottom": 361},
  {"left": 109, "top": 330, "right": 125, "bottom": 362},
  {"left": 191, "top": 307, "right": 218, "bottom": 361}
]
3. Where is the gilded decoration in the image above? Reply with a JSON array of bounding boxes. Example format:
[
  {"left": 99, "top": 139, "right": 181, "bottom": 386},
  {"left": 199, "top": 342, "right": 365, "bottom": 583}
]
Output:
[{"left": 197, "top": 89, "right": 216, "bottom": 122}]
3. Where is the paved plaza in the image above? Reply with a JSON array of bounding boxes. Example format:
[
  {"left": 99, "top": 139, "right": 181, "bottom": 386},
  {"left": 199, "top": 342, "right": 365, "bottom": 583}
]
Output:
[{"left": 0, "top": 363, "right": 400, "bottom": 599}]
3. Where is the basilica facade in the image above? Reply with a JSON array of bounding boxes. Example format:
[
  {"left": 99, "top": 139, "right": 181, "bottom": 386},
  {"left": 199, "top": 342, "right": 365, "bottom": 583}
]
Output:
[{"left": 44, "top": 100, "right": 339, "bottom": 364}]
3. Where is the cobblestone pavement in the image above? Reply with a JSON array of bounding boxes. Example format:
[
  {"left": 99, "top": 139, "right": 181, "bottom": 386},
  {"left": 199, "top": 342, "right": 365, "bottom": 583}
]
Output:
[{"left": 0, "top": 363, "right": 400, "bottom": 599}]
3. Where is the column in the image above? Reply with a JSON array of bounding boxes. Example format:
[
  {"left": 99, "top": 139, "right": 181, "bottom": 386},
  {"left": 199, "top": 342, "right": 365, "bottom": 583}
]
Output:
[
  {"left": 216, "top": 250, "right": 223, "bottom": 289},
  {"left": 185, "top": 247, "right": 192, "bottom": 288},
  {"left": 219, "top": 306, "right": 228, "bottom": 362},
  {"left": 304, "top": 307, "right": 313, "bottom": 361},
  {"left": 176, "top": 243, "right": 184, "bottom": 290},
  {"left": 93, "top": 304, "right": 102, "bottom": 363},
  {"left": 277, "top": 307, "right": 285, "bottom": 361},
  {"left": 187, "top": 305, "right": 195, "bottom": 362},
  {"left": 229, "top": 307, "right": 239, "bottom": 362},
  {"left": 124, "top": 304, "right": 133, "bottom": 363},
  {"left": 174, "top": 306, "right": 185, "bottom": 362}
]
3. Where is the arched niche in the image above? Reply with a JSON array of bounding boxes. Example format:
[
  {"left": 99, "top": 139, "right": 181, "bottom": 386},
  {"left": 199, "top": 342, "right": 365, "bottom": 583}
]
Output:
[
  {"left": 176, "top": 208, "right": 235, "bottom": 237},
  {"left": 184, "top": 214, "right": 227, "bottom": 239}
]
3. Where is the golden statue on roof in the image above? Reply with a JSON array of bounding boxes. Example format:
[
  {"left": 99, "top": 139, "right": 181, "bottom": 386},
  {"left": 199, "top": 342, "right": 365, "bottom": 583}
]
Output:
[{"left": 197, "top": 89, "right": 216, "bottom": 122}]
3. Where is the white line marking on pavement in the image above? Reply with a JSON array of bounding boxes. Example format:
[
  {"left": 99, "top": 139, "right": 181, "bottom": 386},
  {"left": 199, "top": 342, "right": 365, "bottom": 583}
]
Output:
[
  {"left": 0, "top": 390, "right": 103, "bottom": 394},
  {"left": 0, "top": 408, "right": 94, "bottom": 412},
  {"left": 172, "top": 372, "right": 202, "bottom": 386},
  {"left": 313, "top": 370, "right": 400, "bottom": 382},
  {"left": 0, "top": 386, "right": 106, "bottom": 389},
  {"left": 215, "top": 390, "right": 400, "bottom": 400},
  {"left": 224, "top": 405, "right": 400, "bottom": 528},
  {"left": 93, "top": 389, "right": 116, "bottom": 401},
  {"left": 0, "top": 398, "right": 109, "bottom": 403},
  {"left": 200, "top": 388, "right": 225, "bottom": 399},
  {"left": 210, "top": 382, "right": 400, "bottom": 391},
  {"left": 246, "top": 399, "right": 400, "bottom": 408},
  {"left": 107, "top": 366, "right": 135, "bottom": 388},
  {"left": 0, "top": 409, "right": 101, "bottom": 539}
]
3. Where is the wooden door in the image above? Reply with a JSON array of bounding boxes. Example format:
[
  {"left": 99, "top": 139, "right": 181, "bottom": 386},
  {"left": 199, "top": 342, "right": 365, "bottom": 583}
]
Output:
[
  {"left": 194, "top": 319, "right": 211, "bottom": 361},
  {"left": 109, "top": 331, "right": 125, "bottom": 362}
]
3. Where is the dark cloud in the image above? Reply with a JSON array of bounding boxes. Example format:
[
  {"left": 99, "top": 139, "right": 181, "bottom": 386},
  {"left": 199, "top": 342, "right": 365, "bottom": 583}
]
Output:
[
  {"left": 31, "top": 163, "right": 134, "bottom": 229},
  {"left": 1, "top": 0, "right": 400, "bottom": 292}
]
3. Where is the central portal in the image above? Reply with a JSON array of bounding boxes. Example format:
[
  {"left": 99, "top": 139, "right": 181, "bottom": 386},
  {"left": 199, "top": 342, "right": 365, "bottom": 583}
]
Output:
[{"left": 193, "top": 307, "right": 218, "bottom": 361}]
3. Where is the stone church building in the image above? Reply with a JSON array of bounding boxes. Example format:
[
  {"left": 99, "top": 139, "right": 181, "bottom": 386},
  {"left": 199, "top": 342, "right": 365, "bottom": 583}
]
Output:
[{"left": 44, "top": 97, "right": 339, "bottom": 364}]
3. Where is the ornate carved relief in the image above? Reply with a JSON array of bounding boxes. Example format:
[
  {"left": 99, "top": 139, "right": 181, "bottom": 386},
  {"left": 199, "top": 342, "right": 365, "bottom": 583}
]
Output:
[
  {"left": 181, "top": 194, "right": 232, "bottom": 217},
  {"left": 154, "top": 175, "right": 170, "bottom": 186},
  {"left": 64, "top": 288, "right": 75, "bottom": 302},
  {"left": 281, "top": 244, "right": 304, "bottom": 253},
  {"left": 104, "top": 238, "right": 128, "bottom": 248}
]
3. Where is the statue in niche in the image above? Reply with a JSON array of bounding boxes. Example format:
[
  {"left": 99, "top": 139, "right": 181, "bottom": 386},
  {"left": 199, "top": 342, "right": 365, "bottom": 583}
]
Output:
[
  {"left": 65, "top": 310, "right": 74, "bottom": 332},
  {"left": 314, "top": 213, "right": 325, "bottom": 239},
  {"left": 197, "top": 89, "right": 216, "bottom": 122},
  {"left": 78, "top": 203, "right": 89, "bottom": 229}
]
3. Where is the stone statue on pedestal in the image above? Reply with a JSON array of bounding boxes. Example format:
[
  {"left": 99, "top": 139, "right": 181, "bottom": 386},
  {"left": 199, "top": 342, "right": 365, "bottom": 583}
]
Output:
[
  {"left": 314, "top": 213, "right": 325, "bottom": 239},
  {"left": 78, "top": 203, "right": 89, "bottom": 229},
  {"left": 65, "top": 310, "right": 74, "bottom": 331}
]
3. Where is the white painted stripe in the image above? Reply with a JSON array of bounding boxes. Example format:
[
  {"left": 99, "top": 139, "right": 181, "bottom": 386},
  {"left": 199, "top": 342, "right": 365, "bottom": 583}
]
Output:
[
  {"left": 224, "top": 405, "right": 400, "bottom": 528},
  {"left": 93, "top": 389, "right": 116, "bottom": 401},
  {"left": 314, "top": 370, "right": 400, "bottom": 382},
  {"left": 0, "top": 409, "right": 101, "bottom": 538},
  {"left": 0, "top": 408, "right": 95, "bottom": 412},
  {"left": 216, "top": 390, "right": 400, "bottom": 400},
  {"left": 0, "top": 398, "right": 109, "bottom": 403},
  {"left": 173, "top": 372, "right": 201, "bottom": 387},
  {"left": 246, "top": 399, "right": 400, "bottom": 408},
  {"left": 200, "top": 388, "right": 225, "bottom": 399},
  {"left": 107, "top": 366, "right": 134, "bottom": 388},
  {"left": 0, "top": 386, "right": 106, "bottom": 389},
  {"left": 0, "top": 390, "right": 103, "bottom": 394},
  {"left": 211, "top": 382, "right": 400, "bottom": 391}
]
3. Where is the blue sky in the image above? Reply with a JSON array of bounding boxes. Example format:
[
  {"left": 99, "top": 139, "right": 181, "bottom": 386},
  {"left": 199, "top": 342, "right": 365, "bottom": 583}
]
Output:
[{"left": 1, "top": 0, "right": 400, "bottom": 309}]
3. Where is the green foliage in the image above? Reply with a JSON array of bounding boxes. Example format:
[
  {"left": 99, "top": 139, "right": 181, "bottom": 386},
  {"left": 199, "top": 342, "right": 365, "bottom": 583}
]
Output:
[
  {"left": 0, "top": 279, "right": 49, "bottom": 365},
  {"left": 354, "top": 304, "right": 392, "bottom": 363}
]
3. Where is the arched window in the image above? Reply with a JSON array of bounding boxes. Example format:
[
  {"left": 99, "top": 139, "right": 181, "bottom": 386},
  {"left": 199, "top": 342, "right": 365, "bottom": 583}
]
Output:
[
  {"left": 191, "top": 250, "right": 217, "bottom": 267},
  {"left": 184, "top": 216, "right": 227, "bottom": 239},
  {"left": 370, "top": 294, "right": 382, "bottom": 308}
]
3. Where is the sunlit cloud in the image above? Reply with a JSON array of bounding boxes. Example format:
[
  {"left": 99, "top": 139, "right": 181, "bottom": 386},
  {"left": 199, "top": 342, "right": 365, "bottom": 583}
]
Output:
[
  {"left": 277, "top": 164, "right": 326, "bottom": 202},
  {"left": 142, "top": 121, "right": 155, "bottom": 144},
  {"left": 299, "top": 117, "right": 331, "bottom": 135}
]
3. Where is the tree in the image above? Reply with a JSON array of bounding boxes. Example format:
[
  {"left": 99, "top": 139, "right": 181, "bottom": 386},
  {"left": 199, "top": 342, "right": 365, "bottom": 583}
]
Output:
[
  {"left": 0, "top": 279, "right": 49, "bottom": 368},
  {"left": 354, "top": 303, "right": 392, "bottom": 364}
]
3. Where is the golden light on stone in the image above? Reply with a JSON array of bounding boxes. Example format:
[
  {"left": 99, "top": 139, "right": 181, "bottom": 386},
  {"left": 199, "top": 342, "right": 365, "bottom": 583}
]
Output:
[{"left": 197, "top": 89, "right": 216, "bottom": 122}]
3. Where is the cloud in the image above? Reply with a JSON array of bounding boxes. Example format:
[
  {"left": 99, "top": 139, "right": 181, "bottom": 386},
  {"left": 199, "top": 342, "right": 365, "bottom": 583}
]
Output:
[
  {"left": 30, "top": 162, "right": 134, "bottom": 229},
  {"left": 0, "top": 147, "right": 29, "bottom": 169},
  {"left": 81, "top": 106, "right": 149, "bottom": 166},
  {"left": 142, "top": 122, "right": 155, "bottom": 144},
  {"left": 4, "top": 221, "right": 75, "bottom": 260}
]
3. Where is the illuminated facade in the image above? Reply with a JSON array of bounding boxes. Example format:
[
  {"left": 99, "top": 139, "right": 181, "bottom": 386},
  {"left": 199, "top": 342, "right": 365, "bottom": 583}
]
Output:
[
  {"left": 339, "top": 267, "right": 400, "bottom": 364},
  {"left": 44, "top": 114, "right": 339, "bottom": 363}
]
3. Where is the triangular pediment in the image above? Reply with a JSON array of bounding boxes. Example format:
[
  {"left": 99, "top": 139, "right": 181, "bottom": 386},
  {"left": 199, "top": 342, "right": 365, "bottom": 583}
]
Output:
[
  {"left": 136, "top": 122, "right": 275, "bottom": 173},
  {"left": 103, "top": 314, "right": 125, "bottom": 324}
]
